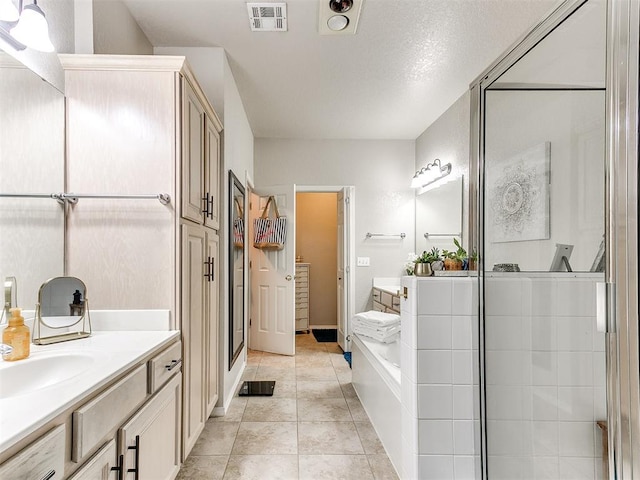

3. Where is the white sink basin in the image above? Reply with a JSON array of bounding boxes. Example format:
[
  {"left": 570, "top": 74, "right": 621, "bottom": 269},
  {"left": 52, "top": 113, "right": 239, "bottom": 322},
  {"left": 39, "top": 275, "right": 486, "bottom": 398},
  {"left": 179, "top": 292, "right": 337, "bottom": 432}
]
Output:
[{"left": 0, "top": 353, "right": 95, "bottom": 399}]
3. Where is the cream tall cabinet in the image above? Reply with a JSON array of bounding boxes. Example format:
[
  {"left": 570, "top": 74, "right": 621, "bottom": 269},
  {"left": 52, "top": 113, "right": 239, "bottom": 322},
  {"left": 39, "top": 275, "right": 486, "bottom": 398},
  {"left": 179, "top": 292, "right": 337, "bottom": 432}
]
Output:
[{"left": 61, "top": 55, "right": 222, "bottom": 462}]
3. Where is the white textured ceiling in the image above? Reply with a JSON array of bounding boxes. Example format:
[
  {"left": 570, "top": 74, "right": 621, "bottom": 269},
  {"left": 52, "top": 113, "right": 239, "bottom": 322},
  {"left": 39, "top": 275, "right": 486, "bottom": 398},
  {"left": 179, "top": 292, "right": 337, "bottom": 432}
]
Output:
[{"left": 122, "top": 0, "right": 559, "bottom": 139}]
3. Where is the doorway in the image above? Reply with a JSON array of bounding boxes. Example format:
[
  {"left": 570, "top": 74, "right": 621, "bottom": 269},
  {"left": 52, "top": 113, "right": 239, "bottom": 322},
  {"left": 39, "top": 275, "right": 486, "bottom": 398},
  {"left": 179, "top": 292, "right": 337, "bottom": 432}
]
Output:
[{"left": 248, "top": 185, "right": 355, "bottom": 355}]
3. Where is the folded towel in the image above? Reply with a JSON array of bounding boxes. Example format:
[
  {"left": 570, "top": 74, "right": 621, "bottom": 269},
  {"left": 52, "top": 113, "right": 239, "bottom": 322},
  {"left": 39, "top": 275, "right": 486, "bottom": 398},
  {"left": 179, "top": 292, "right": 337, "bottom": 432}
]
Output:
[
  {"left": 352, "top": 323, "right": 401, "bottom": 343},
  {"left": 353, "top": 328, "right": 400, "bottom": 344},
  {"left": 352, "top": 317, "right": 400, "bottom": 333},
  {"left": 353, "top": 310, "right": 400, "bottom": 327}
]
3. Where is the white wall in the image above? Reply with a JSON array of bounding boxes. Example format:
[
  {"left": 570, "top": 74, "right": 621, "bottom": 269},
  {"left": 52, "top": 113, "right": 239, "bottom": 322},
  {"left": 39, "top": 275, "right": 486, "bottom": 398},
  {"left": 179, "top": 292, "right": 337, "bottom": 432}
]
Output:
[
  {"left": 414, "top": 91, "right": 471, "bottom": 253},
  {"left": 484, "top": 90, "right": 605, "bottom": 272},
  {"left": 93, "top": 0, "right": 152, "bottom": 55},
  {"left": 254, "top": 139, "right": 415, "bottom": 313},
  {"left": 156, "top": 47, "right": 255, "bottom": 409}
]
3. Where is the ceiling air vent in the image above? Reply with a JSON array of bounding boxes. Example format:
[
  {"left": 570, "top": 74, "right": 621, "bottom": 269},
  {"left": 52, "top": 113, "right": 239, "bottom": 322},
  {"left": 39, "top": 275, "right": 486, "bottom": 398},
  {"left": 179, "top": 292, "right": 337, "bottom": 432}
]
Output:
[{"left": 247, "top": 3, "right": 288, "bottom": 32}]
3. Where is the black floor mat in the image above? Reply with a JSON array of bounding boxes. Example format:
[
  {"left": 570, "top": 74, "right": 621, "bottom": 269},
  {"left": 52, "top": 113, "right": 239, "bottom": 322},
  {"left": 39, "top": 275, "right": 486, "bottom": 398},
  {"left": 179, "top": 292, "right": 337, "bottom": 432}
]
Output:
[{"left": 312, "top": 329, "right": 337, "bottom": 342}]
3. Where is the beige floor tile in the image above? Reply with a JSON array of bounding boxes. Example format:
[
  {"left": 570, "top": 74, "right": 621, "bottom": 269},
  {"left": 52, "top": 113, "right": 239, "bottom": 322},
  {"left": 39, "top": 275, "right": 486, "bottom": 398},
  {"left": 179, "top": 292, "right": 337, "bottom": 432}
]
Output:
[
  {"left": 296, "top": 380, "right": 344, "bottom": 399},
  {"left": 213, "top": 398, "right": 247, "bottom": 422},
  {"left": 298, "top": 455, "right": 374, "bottom": 480},
  {"left": 298, "top": 421, "right": 364, "bottom": 454},
  {"left": 325, "top": 343, "right": 343, "bottom": 354},
  {"left": 297, "top": 398, "right": 352, "bottom": 421},
  {"left": 340, "top": 383, "right": 359, "bottom": 399},
  {"left": 191, "top": 421, "right": 240, "bottom": 455},
  {"left": 241, "top": 366, "right": 257, "bottom": 381},
  {"left": 295, "top": 354, "right": 333, "bottom": 368},
  {"left": 259, "top": 353, "right": 297, "bottom": 368},
  {"left": 368, "top": 454, "right": 400, "bottom": 480},
  {"left": 255, "top": 365, "right": 297, "bottom": 381},
  {"left": 355, "top": 421, "right": 386, "bottom": 454},
  {"left": 295, "top": 366, "right": 337, "bottom": 381},
  {"left": 223, "top": 455, "right": 298, "bottom": 480},
  {"left": 232, "top": 422, "right": 298, "bottom": 455},
  {"left": 176, "top": 455, "right": 228, "bottom": 480},
  {"left": 270, "top": 380, "right": 297, "bottom": 398},
  {"left": 346, "top": 396, "right": 370, "bottom": 422},
  {"left": 242, "top": 397, "right": 297, "bottom": 422},
  {"left": 336, "top": 368, "right": 353, "bottom": 384},
  {"left": 329, "top": 352, "right": 350, "bottom": 367}
]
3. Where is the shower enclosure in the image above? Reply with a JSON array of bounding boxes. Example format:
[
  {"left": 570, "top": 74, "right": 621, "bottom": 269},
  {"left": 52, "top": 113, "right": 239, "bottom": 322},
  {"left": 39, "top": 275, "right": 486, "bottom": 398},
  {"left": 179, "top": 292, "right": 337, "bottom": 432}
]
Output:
[{"left": 471, "top": 0, "right": 639, "bottom": 478}]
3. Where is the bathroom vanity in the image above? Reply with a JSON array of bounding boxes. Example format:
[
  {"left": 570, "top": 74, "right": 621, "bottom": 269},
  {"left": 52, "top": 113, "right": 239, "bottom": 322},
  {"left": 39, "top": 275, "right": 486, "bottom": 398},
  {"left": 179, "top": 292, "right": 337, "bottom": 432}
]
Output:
[{"left": 0, "top": 325, "right": 181, "bottom": 480}]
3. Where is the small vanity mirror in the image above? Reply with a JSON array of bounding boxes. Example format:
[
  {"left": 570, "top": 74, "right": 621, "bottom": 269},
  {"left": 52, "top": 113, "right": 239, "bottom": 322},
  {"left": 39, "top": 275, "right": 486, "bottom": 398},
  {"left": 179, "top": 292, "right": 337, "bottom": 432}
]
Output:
[
  {"left": 415, "top": 175, "right": 464, "bottom": 253},
  {"left": 33, "top": 276, "right": 91, "bottom": 345}
]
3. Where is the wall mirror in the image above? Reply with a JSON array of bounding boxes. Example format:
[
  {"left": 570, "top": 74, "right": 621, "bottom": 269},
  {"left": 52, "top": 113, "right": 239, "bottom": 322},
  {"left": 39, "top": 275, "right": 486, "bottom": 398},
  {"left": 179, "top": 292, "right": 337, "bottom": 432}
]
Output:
[
  {"left": 0, "top": 53, "right": 66, "bottom": 311},
  {"left": 229, "top": 171, "right": 245, "bottom": 370},
  {"left": 33, "top": 276, "right": 91, "bottom": 345},
  {"left": 415, "top": 175, "right": 464, "bottom": 254}
]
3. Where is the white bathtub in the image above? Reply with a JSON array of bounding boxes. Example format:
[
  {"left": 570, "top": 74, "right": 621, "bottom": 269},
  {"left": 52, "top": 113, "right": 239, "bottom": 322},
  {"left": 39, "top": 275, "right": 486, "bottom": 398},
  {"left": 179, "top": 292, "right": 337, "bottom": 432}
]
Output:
[{"left": 352, "top": 334, "right": 401, "bottom": 476}]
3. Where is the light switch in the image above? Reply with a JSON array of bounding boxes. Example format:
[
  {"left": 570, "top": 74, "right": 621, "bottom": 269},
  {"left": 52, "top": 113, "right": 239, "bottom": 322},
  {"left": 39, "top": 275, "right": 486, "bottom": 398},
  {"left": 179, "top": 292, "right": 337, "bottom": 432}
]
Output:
[{"left": 357, "top": 257, "right": 370, "bottom": 266}]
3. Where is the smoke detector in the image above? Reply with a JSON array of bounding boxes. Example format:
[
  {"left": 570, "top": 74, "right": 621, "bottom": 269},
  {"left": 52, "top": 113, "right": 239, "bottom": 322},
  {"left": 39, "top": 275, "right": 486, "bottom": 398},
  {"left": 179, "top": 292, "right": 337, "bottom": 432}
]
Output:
[
  {"left": 319, "top": 0, "right": 364, "bottom": 35},
  {"left": 247, "top": 3, "right": 288, "bottom": 32}
]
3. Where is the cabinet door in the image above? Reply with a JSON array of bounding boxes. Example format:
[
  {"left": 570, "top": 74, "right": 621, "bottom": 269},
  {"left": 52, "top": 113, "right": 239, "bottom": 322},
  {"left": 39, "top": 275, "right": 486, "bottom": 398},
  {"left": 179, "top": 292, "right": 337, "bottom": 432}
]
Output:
[
  {"left": 181, "top": 80, "right": 205, "bottom": 225},
  {"left": 204, "top": 116, "right": 220, "bottom": 230},
  {"left": 68, "top": 440, "right": 117, "bottom": 480},
  {"left": 119, "top": 373, "right": 182, "bottom": 480},
  {"left": 205, "top": 231, "right": 219, "bottom": 417},
  {"left": 181, "top": 224, "right": 207, "bottom": 457}
]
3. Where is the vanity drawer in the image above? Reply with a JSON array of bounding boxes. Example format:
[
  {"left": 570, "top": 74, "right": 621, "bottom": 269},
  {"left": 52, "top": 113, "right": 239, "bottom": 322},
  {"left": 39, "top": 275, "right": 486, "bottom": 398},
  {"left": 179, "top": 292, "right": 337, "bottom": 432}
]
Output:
[
  {"left": 372, "top": 288, "right": 382, "bottom": 302},
  {"left": 373, "top": 300, "right": 385, "bottom": 312},
  {"left": 380, "top": 291, "right": 393, "bottom": 308},
  {"left": 67, "top": 439, "right": 117, "bottom": 480},
  {"left": 148, "top": 341, "right": 182, "bottom": 394},
  {"left": 295, "top": 307, "right": 309, "bottom": 319},
  {"left": 0, "top": 424, "right": 65, "bottom": 480},
  {"left": 72, "top": 364, "right": 148, "bottom": 463}
]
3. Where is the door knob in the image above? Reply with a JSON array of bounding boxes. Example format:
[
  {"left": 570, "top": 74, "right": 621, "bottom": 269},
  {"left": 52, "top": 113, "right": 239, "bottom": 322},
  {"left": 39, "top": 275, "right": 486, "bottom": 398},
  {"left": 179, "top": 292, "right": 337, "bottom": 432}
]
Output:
[{"left": 285, "top": 275, "right": 292, "bottom": 281}]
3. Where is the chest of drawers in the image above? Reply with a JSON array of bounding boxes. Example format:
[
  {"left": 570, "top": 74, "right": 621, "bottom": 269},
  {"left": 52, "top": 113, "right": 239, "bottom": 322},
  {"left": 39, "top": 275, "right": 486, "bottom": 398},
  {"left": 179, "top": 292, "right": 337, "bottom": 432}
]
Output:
[{"left": 295, "top": 263, "right": 310, "bottom": 332}]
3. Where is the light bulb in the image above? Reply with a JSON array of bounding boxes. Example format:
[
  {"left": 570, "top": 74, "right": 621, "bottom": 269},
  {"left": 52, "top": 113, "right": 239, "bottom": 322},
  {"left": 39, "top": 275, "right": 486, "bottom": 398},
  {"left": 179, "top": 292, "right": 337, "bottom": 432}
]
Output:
[
  {"left": 10, "top": 2, "right": 54, "bottom": 52},
  {"left": 0, "top": 0, "right": 19, "bottom": 22}
]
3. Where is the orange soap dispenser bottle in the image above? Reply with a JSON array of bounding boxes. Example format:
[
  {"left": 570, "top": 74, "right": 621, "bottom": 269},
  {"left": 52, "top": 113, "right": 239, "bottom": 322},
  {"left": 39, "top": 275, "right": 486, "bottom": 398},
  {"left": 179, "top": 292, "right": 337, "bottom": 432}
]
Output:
[{"left": 2, "top": 308, "right": 30, "bottom": 361}]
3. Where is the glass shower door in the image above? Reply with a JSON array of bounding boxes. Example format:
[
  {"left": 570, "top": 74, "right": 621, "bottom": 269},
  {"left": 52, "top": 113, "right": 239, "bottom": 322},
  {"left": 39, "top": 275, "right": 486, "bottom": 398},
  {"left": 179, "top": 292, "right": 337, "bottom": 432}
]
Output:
[{"left": 480, "top": 1, "right": 609, "bottom": 479}]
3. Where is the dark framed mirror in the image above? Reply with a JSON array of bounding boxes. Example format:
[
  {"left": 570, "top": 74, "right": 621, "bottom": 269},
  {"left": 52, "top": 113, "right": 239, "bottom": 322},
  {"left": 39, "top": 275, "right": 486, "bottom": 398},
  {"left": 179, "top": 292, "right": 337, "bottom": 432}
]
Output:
[{"left": 229, "top": 170, "right": 245, "bottom": 370}]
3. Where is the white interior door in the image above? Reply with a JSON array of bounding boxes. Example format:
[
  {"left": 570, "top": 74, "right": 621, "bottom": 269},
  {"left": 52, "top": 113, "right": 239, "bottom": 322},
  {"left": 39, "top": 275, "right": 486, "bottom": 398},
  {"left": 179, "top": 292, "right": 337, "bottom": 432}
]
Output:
[
  {"left": 337, "top": 187, "right": 354, "bottom": 352},
  {"left": 248, "top": 185, "right": 296, "bottom": 356}
]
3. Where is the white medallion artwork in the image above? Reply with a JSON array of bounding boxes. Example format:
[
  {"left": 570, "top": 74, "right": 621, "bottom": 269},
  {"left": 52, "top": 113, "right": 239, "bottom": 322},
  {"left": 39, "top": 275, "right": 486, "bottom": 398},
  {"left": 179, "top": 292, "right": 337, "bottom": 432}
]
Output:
[{"left": 488, "top": 141, "right": 550, "bottom": 243}]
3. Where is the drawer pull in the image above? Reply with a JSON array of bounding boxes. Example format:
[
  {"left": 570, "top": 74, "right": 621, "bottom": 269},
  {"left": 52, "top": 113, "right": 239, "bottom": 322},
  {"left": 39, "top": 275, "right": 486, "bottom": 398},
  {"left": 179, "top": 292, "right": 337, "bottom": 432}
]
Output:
[
  {"left": 165, "top": 359, "right": 182, "bottom": 371},
  {"left": 40, "top": 470, "right": 56, "bottom": 480},
  {"left": 111, "top": 454, "right": 124, "bottom": 480},
  {"left": 127, "top": 435, "right": 140, "bottom": 480}
]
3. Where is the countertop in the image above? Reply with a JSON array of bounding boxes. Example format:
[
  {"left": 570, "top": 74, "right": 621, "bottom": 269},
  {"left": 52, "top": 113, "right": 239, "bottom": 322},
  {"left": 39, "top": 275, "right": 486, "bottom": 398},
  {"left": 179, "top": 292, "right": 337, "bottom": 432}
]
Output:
[{"left": 0, "top": 329, "right": 179, "bottom": 454}]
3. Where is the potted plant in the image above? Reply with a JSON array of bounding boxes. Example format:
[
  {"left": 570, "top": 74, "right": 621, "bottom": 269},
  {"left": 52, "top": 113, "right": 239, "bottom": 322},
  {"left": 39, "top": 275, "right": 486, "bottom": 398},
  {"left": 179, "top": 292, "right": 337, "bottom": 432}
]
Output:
[
  {"left": 442, "top": 238, "right": 466, "bottom": 271},
  {"left": 414, "top": 247, "right": 441, "bottom": 276}
]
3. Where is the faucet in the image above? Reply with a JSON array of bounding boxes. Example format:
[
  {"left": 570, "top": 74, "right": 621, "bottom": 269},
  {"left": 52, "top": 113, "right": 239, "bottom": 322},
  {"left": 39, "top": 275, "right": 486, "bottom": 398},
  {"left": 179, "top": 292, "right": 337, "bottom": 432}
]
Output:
[{"left": 0, "top": 343, "right": 13, "bottom": 359}]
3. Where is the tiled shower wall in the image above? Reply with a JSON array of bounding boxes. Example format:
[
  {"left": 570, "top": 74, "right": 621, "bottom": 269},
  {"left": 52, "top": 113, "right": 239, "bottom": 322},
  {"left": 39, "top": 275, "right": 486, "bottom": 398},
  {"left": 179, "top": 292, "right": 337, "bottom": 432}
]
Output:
[
  {"left": 484, "top": 273, "right": 606, "bottom": 480},
  {"left": 401, "top": 276, "right": 481, "bottom": 480}
]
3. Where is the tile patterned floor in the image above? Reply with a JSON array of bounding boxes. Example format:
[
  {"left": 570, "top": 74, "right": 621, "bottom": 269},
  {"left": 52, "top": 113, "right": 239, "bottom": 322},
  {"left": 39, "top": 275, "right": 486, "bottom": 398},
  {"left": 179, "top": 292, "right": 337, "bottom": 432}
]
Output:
[{"left": 176, "top": 332, "right": 399, "bottom": 480}]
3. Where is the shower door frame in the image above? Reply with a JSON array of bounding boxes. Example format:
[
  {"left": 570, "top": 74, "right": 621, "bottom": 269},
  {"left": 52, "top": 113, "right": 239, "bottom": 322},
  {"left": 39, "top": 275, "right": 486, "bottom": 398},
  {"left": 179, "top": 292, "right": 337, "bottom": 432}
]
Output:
[{"left": 469, "top": 0, "right": 640, "bottom": 478}]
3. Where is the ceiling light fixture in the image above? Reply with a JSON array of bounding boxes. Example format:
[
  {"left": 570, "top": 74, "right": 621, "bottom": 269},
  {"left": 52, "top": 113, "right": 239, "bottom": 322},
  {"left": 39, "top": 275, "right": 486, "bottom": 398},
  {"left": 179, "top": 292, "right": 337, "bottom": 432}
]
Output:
[
  {"left": 0, "top": 0, "right": 19, "bottom": 22},
  {"left": 10, "top": 0, "right": 54, "bottom": 52},
  {"left": 411, "top": 159, "right": 453, "bottom": 190},
  {"left": 327, "top": 14, "right": 349, "bottom": 31},
  {"left": 319, "top": 0, "right": 363, "bottom": 35}
]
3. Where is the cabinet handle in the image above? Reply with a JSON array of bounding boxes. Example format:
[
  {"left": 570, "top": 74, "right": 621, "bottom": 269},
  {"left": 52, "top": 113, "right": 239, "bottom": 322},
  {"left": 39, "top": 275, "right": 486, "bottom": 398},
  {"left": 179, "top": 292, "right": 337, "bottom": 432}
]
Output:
[
  {"left": 111, "top": 454, "right": 124, "bottom": 480},
  {"left": 204, "top": 257, "right": 212, "bottom": 280},
  {"left": 40, "top": 470, "right": 56, "bottom": 480},
  {"left": 207, "top": 193, "right": 214, "bottom": 220},
  {"left": 204, "top": 257, "right": 215, "bottom": 281},
  {"left": 202, "top": 192, "right": 210, "bottom": 218},
  {"left": 165, "top": 359, "right": 182, "bottom": 371},
  {"left": 127, "top": 435, "right": 140, "bottom": 480}
]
